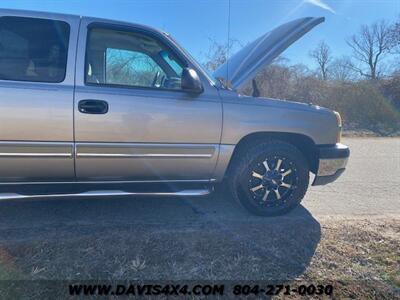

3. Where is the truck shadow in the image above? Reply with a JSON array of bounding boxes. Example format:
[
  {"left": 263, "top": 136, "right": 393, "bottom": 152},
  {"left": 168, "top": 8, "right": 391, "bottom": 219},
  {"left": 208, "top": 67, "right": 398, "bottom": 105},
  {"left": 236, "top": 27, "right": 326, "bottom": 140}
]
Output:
[{"left": 0, "top": 191, "right": 320, "bottom": 283}]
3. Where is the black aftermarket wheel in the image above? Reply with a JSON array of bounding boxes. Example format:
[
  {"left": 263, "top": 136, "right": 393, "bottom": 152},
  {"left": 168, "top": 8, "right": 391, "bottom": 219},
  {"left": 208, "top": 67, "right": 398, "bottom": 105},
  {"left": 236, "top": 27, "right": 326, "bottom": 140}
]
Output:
[{"left": 229, "top": 140, "right": 309, "bottom": 216}]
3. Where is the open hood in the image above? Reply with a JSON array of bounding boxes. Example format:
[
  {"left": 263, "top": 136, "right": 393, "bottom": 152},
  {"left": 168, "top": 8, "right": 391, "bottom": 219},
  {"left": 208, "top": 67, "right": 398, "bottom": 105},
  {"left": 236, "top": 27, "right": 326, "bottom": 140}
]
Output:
[{"left": 213, "top": 17, "right": 325, "bottom": 89}]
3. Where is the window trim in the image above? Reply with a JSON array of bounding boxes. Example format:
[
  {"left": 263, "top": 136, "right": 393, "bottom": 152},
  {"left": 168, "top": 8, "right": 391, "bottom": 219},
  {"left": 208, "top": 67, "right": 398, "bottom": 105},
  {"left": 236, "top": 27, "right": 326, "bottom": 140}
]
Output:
[
  {"left": 84, "top": 22, "right": 190, "bottom": 93},
  {"left": 0, "top": 16, "right": 70, "bottom": 84}
]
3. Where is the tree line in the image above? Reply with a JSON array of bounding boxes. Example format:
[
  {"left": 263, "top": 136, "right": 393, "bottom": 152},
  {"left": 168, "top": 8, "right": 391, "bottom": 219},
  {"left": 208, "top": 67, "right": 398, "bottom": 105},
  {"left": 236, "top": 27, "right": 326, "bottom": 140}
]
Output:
[
  {"left": 311, "top": 19, "right": 398, "bottom": 81},
  {"left": 204, "top": 17, "right": 400, "bottom": 135}
]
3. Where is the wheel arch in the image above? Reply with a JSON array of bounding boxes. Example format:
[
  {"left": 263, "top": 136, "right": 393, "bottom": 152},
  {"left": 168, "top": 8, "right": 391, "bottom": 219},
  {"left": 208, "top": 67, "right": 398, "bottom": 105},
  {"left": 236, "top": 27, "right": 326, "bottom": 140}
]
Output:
[{"left": 224, "top": 132, "right": 318, "bottom": 178}]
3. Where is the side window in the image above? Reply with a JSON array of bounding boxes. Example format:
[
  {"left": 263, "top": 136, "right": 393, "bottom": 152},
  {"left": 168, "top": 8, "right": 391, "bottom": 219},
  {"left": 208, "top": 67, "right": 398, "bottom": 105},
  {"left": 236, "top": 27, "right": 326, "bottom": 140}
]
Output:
[
  {"left": 86, "top": 27, "right": 185, "bottom": 90},
  {"left": 0, "top": 16, "right": 70, "bottom": 83}
]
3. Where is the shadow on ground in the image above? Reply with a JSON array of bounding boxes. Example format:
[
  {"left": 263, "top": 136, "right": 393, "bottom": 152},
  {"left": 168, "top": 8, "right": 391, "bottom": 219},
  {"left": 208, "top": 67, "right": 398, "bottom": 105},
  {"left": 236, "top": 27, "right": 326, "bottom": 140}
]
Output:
[{"left": 0, "top": 190, "right": 321, "bottom": 282}]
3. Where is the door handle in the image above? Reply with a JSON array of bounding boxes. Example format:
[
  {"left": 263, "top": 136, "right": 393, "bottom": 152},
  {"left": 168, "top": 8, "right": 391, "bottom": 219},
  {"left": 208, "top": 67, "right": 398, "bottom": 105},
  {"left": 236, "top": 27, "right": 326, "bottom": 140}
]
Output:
[{"left": 78, "top": 100, "right": 109, "bottom": 114}]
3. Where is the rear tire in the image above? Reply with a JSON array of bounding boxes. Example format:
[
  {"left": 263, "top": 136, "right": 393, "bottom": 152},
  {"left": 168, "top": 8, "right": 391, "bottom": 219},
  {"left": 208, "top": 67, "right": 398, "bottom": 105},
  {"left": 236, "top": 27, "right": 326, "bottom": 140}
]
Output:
[{"left": 228, "top": 140, "right": 309, "bottom": 216}]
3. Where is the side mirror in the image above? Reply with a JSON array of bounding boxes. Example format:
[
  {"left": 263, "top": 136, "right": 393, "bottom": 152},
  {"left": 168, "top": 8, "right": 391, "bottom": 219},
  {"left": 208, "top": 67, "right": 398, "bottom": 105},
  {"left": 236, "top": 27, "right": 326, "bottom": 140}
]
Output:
[{"left": 181, "top": 68, "right": 203, "bottom": 94}]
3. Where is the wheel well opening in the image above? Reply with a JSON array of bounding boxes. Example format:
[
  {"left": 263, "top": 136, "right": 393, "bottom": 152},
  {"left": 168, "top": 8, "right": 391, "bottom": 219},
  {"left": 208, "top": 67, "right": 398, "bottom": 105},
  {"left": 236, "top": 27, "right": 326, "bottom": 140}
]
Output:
[{"left": 226, "top": 132, "right": 318, "bottom": 177}]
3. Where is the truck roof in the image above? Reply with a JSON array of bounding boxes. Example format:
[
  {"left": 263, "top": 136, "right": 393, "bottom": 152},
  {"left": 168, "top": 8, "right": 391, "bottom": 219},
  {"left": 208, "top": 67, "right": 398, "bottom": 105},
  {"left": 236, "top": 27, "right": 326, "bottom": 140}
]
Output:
[{"left": 0, "top": 8, "right": 166, "bottom": 35}]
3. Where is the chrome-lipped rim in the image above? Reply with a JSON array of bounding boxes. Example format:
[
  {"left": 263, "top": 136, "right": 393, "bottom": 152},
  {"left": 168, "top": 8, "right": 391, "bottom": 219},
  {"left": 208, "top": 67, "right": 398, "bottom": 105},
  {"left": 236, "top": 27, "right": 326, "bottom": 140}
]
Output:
[{"left": 247, "top": 156, "right": 298, "bottom": 207}]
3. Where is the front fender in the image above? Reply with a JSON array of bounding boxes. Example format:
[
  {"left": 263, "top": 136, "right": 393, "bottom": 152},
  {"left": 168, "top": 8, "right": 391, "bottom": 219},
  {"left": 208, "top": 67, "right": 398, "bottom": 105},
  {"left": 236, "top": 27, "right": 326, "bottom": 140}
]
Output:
[{"left": 221, "top": 100, "right": 338, "bottom": 146}]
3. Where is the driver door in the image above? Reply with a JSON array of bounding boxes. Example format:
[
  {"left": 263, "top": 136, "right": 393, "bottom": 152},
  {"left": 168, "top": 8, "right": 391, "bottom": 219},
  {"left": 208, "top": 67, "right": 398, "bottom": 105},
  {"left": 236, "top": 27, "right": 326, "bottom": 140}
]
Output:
[{"left": 73, "top": 18, "right": 222, "bottom": 181}]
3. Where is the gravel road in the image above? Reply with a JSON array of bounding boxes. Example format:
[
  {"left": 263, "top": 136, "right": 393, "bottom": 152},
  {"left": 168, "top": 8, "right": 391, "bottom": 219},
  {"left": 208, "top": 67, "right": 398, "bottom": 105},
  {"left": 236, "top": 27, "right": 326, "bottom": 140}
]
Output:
[{"left": 305, "top": 137, "right": 400, "bottom": 217}]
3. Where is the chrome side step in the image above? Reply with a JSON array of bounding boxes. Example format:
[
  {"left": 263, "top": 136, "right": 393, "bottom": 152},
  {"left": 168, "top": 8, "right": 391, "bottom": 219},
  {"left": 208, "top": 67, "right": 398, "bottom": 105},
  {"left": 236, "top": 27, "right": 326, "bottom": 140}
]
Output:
[{"left": 0, "top": 189, "right": 211, "bottom": 201}]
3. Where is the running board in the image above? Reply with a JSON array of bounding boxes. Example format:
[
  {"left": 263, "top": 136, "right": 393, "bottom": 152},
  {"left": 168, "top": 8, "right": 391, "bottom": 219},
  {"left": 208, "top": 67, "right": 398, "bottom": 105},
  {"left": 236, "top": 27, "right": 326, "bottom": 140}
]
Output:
[{"left": 0, "top": 189, "right": 211, "bottom": 201}]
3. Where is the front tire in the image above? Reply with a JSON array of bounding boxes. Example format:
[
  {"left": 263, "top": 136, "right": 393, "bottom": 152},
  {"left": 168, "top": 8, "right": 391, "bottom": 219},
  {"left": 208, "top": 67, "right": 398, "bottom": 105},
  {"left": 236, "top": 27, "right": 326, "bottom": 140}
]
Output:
[{"left": 228, "top": 140, "right": 309, "bottom": 216}]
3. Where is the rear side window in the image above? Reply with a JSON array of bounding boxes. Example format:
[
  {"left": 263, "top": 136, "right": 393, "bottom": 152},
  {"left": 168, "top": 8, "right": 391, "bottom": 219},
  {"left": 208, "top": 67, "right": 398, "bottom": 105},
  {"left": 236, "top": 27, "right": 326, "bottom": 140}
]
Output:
[{"left": 0, "top": 16, "right": 70, "bottom": 83}]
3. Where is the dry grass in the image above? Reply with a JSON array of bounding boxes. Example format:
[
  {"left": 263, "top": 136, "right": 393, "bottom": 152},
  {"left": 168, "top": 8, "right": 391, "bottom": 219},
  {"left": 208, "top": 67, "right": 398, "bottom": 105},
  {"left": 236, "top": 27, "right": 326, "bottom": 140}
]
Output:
[
  {"left": 295, "top": 218, "right": 400, "bottom": 299},
  {"left": 0, "top": 215, "right": 398, "bottom": 299}
]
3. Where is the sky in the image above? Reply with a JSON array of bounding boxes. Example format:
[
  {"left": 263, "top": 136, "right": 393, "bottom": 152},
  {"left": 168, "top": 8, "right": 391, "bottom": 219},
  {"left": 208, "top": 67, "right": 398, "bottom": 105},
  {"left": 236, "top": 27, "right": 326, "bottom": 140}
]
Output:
[{"left": 1, "top": 0, "right": 399, "bottom": 70}]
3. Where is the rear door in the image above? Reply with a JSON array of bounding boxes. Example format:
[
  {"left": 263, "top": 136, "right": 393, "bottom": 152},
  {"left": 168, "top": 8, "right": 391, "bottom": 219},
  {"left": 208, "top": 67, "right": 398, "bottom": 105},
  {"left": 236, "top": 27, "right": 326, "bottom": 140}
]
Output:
[
  {"left": 73, "top": 19, "right": 222, "bottom": 181},
  {"left": 0, "top": 10, "right": 79, "bottom": 182}
]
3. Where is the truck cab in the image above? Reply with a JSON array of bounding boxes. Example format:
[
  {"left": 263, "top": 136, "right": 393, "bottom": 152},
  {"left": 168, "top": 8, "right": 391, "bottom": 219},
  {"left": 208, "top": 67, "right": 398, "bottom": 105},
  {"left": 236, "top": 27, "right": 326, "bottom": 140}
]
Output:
[{"left": 0, "top": 9, "right": 349, "bottom": 216}]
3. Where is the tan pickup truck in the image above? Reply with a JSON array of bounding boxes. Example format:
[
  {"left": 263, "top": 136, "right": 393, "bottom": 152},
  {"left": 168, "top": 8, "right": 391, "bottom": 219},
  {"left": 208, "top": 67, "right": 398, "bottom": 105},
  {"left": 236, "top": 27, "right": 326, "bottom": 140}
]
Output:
[{"left": 0, "top": 9, "right": 349, "bottom": 216}]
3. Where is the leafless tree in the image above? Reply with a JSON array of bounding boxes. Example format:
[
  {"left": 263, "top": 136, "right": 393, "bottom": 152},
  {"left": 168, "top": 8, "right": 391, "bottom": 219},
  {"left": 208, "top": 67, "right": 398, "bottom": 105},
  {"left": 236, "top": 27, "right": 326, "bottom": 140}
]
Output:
[
  {"left": 329, "top": 57, "right": 357, "bottom": 82},
  {"left": 309, "top": 41, "right": 331, "bottom": 80},
  {"left": 389, "top": 17, "right": 400, "bottom": 54},
  {"left": 346, "top": 20, "right": 393, "bottom": 79},
  {"left": 202, "top": 38, "right": 243, "bottom": 72}
]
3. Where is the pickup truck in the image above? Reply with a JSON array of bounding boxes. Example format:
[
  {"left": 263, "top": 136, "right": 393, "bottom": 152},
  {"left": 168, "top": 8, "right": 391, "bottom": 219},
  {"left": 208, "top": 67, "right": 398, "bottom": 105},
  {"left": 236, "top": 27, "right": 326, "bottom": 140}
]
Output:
[{"left": 0, "top": 9, "right": 349, "bottom": 216}]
